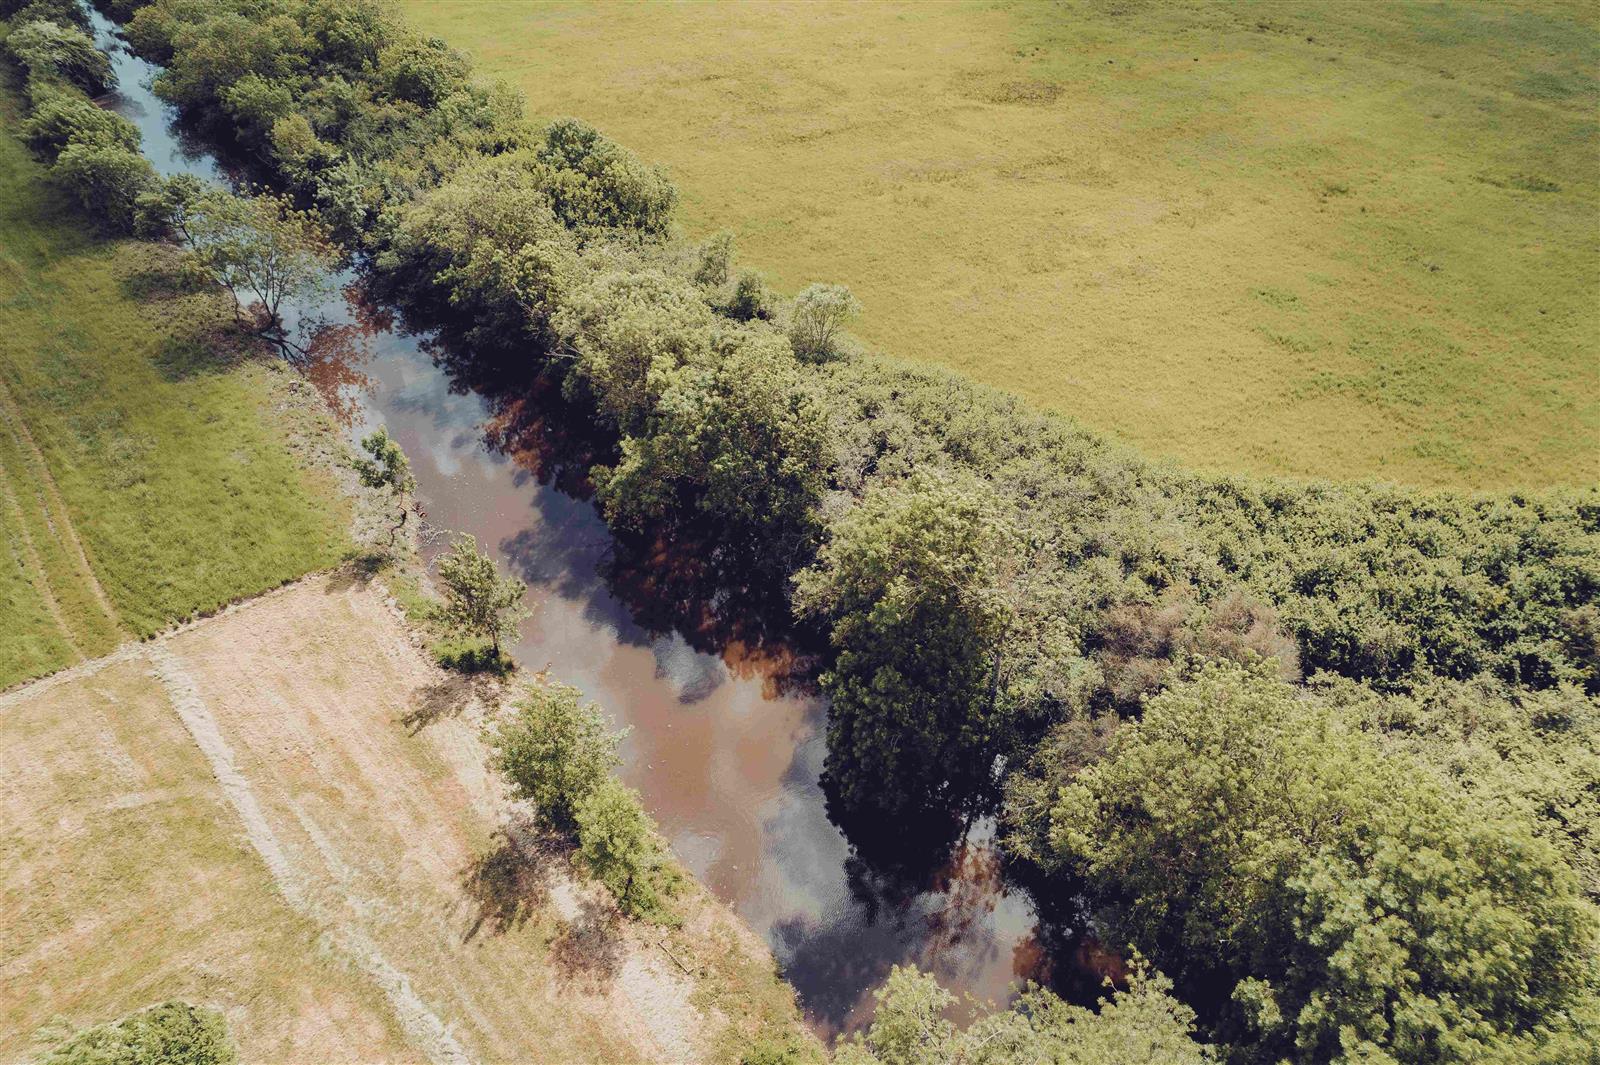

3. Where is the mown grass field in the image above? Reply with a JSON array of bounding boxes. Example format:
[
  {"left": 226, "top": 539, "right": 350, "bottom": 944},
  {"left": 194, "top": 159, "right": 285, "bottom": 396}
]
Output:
[
  {"left": 0, "top": 93, "right": 349, "bottom": 688},
  {"left": 1, "top": 574, "right": 811, "bottom": 1062},
  {"left": 405, "top": 0, "right": 1599, "bottom": 489}
]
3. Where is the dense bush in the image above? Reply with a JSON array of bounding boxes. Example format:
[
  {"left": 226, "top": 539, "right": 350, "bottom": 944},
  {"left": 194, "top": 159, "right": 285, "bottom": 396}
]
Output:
[
  {"left": 22, "top": 88, "right": 140, "bottom": 158},
  {"left": 1036, "top": 662, "right": 1599, "bottom": 1064},
  {"left": 3, "top": 11, "right": 152, "bottom": 233},
  {"left": 40, "top": 1001, "right": 236, "bottom": 1065},
  {"left": 833, "top": 962, "right": 1214, "bottom": 1065},
  {"left": 50, "top": 140, "right": 154, "bottom": 230},
  {"left": 534, "top": 116, "right": 676, "bottom": 234},
  {"left": 5, "top": 18, "right": 111, "bottom": 94}
]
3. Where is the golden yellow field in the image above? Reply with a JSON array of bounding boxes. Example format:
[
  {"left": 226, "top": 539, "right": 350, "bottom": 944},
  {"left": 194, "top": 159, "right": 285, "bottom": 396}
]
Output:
[{"left": 404, "top": 0, "right": 1599, "bottom": 488}]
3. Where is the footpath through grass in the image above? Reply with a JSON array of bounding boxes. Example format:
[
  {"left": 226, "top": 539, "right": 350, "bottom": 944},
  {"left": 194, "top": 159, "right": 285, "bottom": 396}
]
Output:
[
  {"left": 406, "top": 0, "right": 1599, "bottom": 489},
  {"left": 0, "top": 95, "right": 349, "bottom": 688}
]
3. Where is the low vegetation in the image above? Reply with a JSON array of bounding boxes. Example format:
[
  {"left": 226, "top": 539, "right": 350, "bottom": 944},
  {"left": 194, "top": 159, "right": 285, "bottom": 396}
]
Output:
[
  {"left": 23, "top": 1, "right": 1599, "bottom": 1061},
  {"left": 38, "top": 1002, "right": 235, "bottom": 1065},
  {"left": 403, "top": 0, "right": 1599, "bottom": 489},
  {"left": 2, "top": 574, "right": 812, "bottom": 1062}
]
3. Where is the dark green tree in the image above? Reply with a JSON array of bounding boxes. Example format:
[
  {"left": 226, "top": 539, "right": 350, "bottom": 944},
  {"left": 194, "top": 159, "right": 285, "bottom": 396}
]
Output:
[
  {"left": 794, "top": 470, "right": 1020, "bottom": 823},
  {"left": 1042, "top": 661, "right": 1600, "bottom": 1064}
]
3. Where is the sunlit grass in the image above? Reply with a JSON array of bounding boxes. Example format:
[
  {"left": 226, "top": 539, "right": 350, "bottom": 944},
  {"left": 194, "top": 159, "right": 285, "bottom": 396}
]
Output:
[
  {"left": 0, "top": 96, "right": 349, "bottom": 688},
  {"left": 404, "top": 0, "right": 1599, "bottom": 489}
]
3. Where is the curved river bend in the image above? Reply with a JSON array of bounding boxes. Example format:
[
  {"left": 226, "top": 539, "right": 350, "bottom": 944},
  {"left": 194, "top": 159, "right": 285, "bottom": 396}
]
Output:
[{"left": 89, "top": 9, "right": 1052, "bottom": 1035}]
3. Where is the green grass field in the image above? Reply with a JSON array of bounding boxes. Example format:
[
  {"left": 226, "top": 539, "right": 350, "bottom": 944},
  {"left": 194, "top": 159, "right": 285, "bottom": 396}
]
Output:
[
  {"left": 404, "top": 0, "right": 1599, "bottom": 489},
  {"left": 0, "top": 95, "right": 349, "bottom": 688}
]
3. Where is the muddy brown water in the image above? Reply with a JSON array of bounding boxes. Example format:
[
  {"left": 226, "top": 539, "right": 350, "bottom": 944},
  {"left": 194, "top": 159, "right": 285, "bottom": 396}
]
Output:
[{"left": 91, "top": 9, "right": 1062, "bottom": 1036}]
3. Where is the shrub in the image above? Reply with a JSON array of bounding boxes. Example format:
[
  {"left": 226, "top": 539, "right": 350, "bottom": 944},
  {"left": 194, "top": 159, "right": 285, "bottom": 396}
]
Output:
[
  {"left": 787, "top": 282, "right": 859, "bottom": 362},
  {"left": 5, "top": 18, "right": 113, "bottom": 94},
  {"left": 377, "top": 35, "right": 467, "bottom": 107},
  {"left": 574, "top": 776, "right": 678, "bottom": 922},
  {"left": 40, "top": 1001, "right": 236, "bottom": 1065},
  {"left": 50, "top": 141, "right": 155, "bottom": 232},
  {"left": 534, "top": 117, "right": 677, "bottom": 233},
  {"left": 23, "top": 90, "right": 140, "bottom": 159}
]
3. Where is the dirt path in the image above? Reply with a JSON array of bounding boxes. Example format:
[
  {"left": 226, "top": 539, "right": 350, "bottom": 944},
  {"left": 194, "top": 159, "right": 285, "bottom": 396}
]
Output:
[
  {"left": 146, "top": 640, "right": 475, "bottom": 1065},
  {"left": 0, "top": 570, "right": 790, "bottom": 1061},
  {"left": 154, "top": 571, "right": 708, "bottom": 1061}
]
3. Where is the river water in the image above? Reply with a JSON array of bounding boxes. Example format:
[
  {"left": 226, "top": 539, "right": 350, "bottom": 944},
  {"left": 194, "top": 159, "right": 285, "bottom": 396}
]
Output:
[{"left": 89, "top": 9, "right": 1052, "bottom": 1035}]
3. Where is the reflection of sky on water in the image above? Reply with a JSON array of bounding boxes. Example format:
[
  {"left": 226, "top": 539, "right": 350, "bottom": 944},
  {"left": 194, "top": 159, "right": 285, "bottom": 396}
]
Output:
[{"left": 91, "top": 2, "right": 1049, "bottom": 1034}]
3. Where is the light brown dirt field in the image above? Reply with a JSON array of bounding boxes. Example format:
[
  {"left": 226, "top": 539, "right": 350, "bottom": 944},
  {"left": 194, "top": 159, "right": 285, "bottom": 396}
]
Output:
[{"left": 1, "top": 572, "right": 804, "bottom": 1063}]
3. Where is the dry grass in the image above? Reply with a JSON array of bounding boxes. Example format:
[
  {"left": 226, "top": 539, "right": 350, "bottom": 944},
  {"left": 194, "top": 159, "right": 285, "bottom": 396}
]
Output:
[
  {"left": 0, "top": 572, "right": 810, "bottom": 1063},
  {"left": 403, "top": 0, "right": 1599, "bottom": 488},
  {"left": 0, "top": 652, "right": 417, "bottom": 1061}
]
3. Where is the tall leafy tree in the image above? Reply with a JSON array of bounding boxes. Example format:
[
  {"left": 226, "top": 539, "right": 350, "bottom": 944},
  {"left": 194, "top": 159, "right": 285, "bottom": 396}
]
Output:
[
  {"left": 490, "top": 681, "right": 621, "bottom": 835},
  {"left": 595, "top": 324, "right": 830, "bottom": 586},
  {"left": 794, "top": 470, "right": 1021, "bottom": 824},
  {"left": 574, "top": 776, "right": 670, "bottom": 921},
  {"left": 176, "top": 186, "right": 337, "bottom": 361},
  {"left": 787, "top": 282, "right": 859, "bottom": 363}
]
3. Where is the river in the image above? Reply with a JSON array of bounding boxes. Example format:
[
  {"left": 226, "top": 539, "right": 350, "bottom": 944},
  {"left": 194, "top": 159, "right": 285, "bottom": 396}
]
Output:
[{"left": 88, "top": 8, "right": 1053, "bottom": 1036}]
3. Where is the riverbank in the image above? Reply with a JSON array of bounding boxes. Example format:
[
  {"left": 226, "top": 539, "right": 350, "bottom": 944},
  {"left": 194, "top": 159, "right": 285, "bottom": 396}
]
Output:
[
  {"left": 0, "top": 85, "right": 350, "bottom": 689},
  {"left": 0, "top": 569, "right": 813, "bottom": 1061},
  {"left": 0, "top": 39, "right": 814, "bottom": 1058}
]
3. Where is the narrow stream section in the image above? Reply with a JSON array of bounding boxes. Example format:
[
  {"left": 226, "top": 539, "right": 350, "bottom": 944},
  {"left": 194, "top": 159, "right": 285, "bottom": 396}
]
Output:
[{"left": 91, "top": 9, "right": 1046, "bottom": 1035}]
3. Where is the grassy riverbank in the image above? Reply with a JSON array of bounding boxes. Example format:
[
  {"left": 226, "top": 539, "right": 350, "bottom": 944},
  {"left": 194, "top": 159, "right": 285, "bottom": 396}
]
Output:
[
  {"left": 405, "top": 0, "right": 1599, "bottom": 489},
  {"left": 0, "top": 93, "right": 349, "bottom": 688}
]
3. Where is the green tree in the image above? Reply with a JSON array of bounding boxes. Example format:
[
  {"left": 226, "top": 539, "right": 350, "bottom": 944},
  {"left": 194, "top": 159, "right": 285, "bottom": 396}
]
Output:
[
  {"left": 724, "top": 270, "right": 776, "bottom": 322},
  {"left": 177, "top": 187, "right": 337, "bottom": 361},
  {"left": 5, "top": 18, "right": 112, "bottom": 95},
  {"left": 350, "top": 425, "right": 417, "bottom": 544},
  {"left": 23, "top": 90, "right": 141, "bottom": 159},
  {"left": 794, "top": 470, "right": 1020, "bottom": 822},
  {"left": 434, "top": 534, "right": 528, "bottom": 660},
  {"left": 490, "top": 680, "right": 621, "bottom": 835},
  {"left": 384, "top": 153, "right": 577, "bottom": 351},
  {"left": 574, "top": 776, "right": 670, "bottom": 920},
  {"left": 835, "top": 961, "right": 1213, "bottom": 1065},
  {"left": 556, "top": 268, "right": 718, "bottom": 433},
  {"left": 595, "top": 324, "right": 830, "bottom": 584},
  {"left": 787, "top": 282, "right": 860, "bottom": 362},
  {"left": 534, "top": 116, "right": 677, "bottom": 233},
  {"left": 1041, "top": 661, "right": 1599, "bottom": 1064}
]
